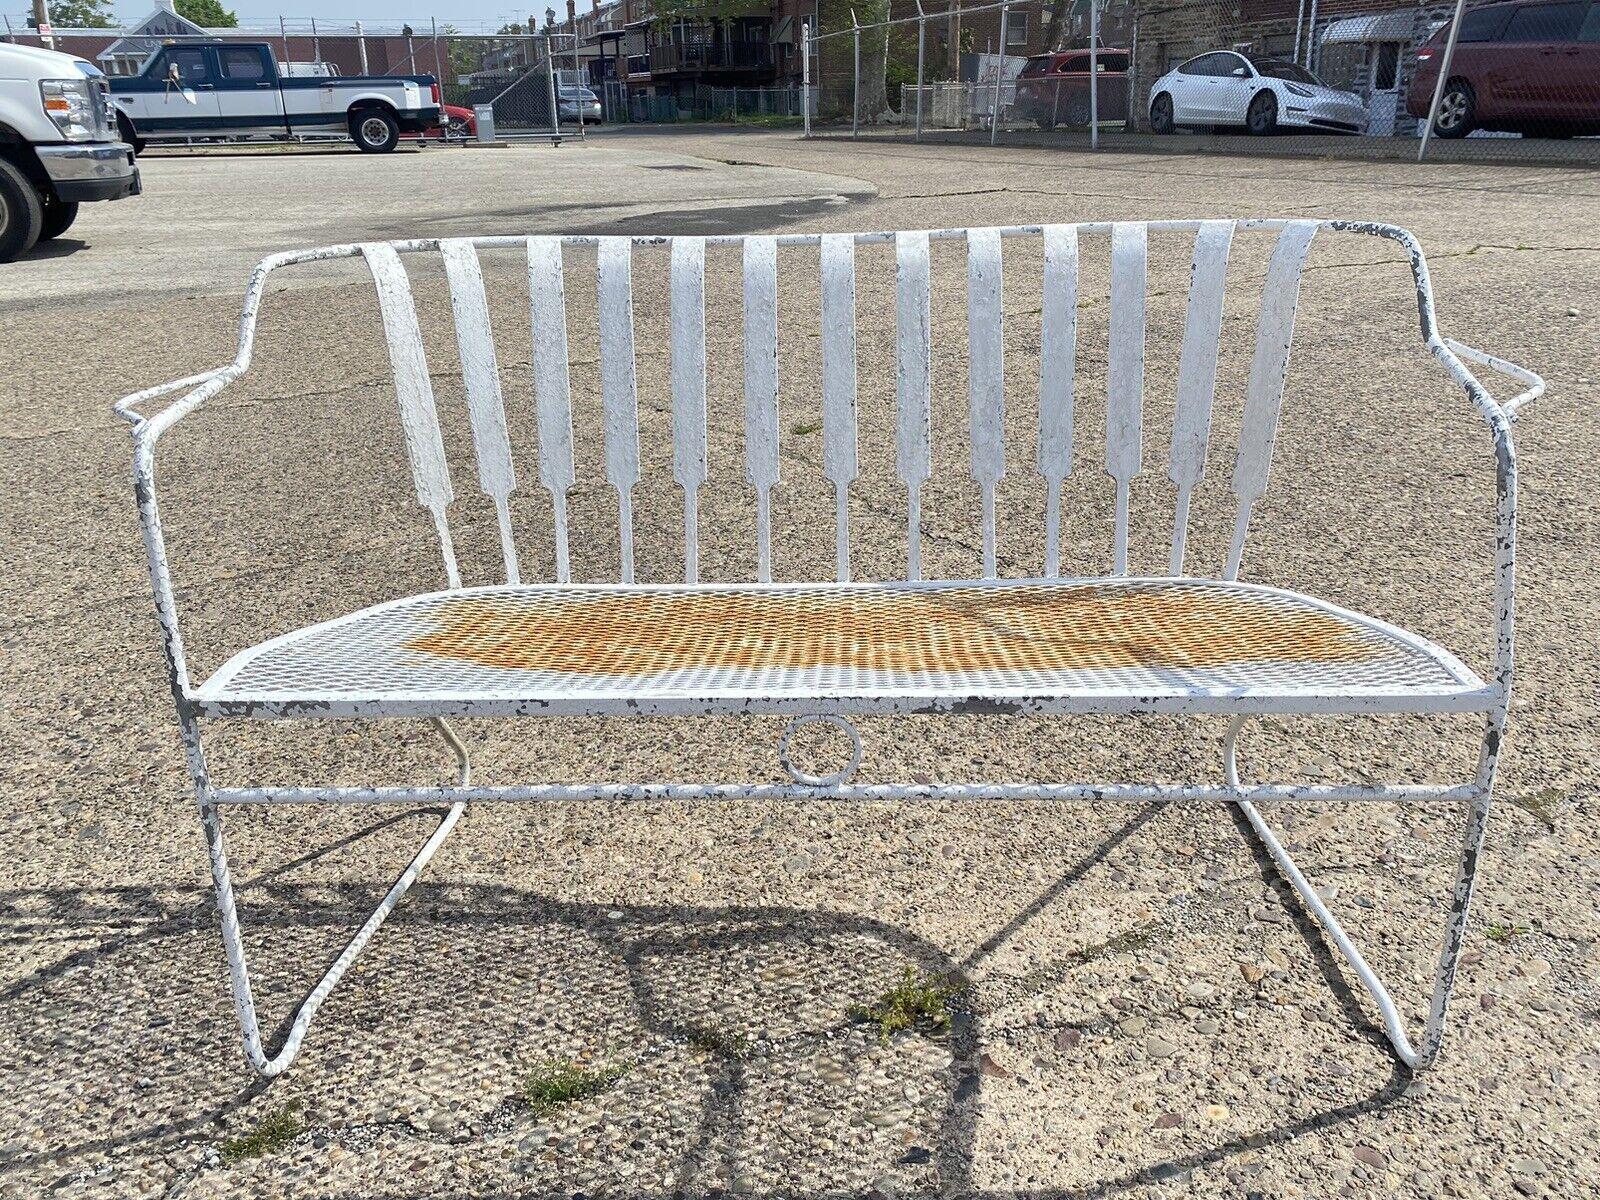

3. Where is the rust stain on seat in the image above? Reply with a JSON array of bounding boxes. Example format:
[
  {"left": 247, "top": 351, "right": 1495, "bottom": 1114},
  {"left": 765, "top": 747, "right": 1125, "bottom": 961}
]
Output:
[{"left": 403, "top": 585, "right": 1387, "bottom": 678}]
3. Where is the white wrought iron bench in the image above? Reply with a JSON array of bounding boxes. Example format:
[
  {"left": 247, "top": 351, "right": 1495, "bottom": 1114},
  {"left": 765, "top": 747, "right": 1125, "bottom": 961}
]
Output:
[{"left": 117, "top": 220, "right": 1542, "bottom": 1080}]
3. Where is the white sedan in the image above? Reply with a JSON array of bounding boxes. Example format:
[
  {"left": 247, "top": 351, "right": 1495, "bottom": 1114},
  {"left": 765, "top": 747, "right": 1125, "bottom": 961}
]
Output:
[{"left": 1148, "top": 51, "right": 1367, "bottom": 135}]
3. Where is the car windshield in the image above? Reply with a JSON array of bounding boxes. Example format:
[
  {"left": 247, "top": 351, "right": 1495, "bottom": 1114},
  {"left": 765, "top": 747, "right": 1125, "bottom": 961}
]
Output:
[{"left": 1248, "top": 57, "right": 1320, "bottom": 84}]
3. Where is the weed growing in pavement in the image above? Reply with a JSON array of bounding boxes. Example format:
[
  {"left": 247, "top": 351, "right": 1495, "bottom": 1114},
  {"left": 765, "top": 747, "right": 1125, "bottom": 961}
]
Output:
[
  {"left": 523, "top": 1059, "right": 628, "bottom": 1117},
  {"left": 219, "top": 1102, "right": 305, "bottom": 1165},
  {"left": 852, "top": 966, "right": 966, "bottom": 1042}
]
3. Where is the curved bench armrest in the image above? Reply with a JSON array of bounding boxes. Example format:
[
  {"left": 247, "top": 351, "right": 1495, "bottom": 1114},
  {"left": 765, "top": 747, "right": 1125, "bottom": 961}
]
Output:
[{"left": 1443, "top": 338, "right": 1545, "bottom": 421}]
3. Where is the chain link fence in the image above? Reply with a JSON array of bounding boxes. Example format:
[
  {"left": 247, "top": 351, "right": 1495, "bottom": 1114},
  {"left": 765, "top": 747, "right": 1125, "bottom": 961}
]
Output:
[
  {"left": 3, "top": 21, "right": 591, "bottom": 145},
  {"left": 802, "top": 0, "right": 1600, "bottom": 164},
  {"left": 598, "top": 81, "right": 806, "bottom": 123}
]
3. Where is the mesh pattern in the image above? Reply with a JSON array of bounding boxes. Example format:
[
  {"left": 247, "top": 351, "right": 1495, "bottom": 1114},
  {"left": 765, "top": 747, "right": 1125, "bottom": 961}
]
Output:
[{"left": 200, "top": 579, "right": 1483, "bottom": 705}]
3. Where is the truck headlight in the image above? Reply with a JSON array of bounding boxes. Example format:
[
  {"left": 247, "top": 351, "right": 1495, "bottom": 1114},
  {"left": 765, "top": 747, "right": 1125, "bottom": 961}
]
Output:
[{"left": 40, "top": 78, "right": 97, "bottom": 141}]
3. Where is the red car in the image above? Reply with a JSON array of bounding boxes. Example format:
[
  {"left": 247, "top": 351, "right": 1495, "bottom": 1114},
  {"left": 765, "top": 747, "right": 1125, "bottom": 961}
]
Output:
[
  {"left": 405, "top": 104, "right": 477, "bottom": 140},
  {"left": 1015, "top": 48, "right": 1131, "bottom": 129},
  {"left": 1407, "top": 0, "right": 1600, "bottom": 137}
]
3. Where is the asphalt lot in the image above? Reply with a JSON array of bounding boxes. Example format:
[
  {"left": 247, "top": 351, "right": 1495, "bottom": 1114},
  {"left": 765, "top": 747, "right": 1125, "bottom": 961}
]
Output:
[{"left": 0, "top": 132, "right": 1597, "bottom": 1199}]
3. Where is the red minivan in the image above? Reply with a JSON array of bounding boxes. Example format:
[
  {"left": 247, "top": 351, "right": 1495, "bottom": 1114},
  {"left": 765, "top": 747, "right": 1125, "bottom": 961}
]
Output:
[
  {"left": 1015, "top": 48, "right": 1131, "bottom": 129},
  {"left": 1406, "top": 0, "right": 1600, "bottom": 136}
]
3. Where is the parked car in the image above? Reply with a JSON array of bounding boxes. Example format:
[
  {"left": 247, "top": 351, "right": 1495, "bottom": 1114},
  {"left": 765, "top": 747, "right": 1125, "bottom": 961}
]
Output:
[
  {"left": 1015, "top": 48, "right": 1131, "bottom": 128},
  {"left": 557, "top": 85, "right": 602, "bottom": 124},
  {"left": 1148, "top": 51, "right": 1368, "bottom": 134},
  {"left": 0, "top": 41, "right": 139, "bottom": 261},
  {"left": 110, "top": 41, "right": 441, "bottom": 153},
  {"left": 406, "top": 103, "right": 475, "bottom": 140},
  {"left": 1407, "top": 0, "right": 1600, "bottom": 138}
]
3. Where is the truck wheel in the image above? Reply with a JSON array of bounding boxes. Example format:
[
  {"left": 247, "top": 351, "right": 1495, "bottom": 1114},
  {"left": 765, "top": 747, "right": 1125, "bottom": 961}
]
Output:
[
  {"left": 40, "top": 195, "right": 79, "bottom": 241},
  {"left": 351, "top": 109, "right": 400, "bottom": 153},
  {"left": 116, "top": 112, "right": 144, "bottom": 155},
  {"left": 0, "top": 157, "right": 44, "bottom": 263}
]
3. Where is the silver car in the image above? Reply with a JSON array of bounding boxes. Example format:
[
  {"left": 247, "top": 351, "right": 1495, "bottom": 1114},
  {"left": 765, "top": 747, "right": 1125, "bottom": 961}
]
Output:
[
  {"left": 1148, "top": 51, "right": 1367, "bottom": 135},
  {"left": 558, "top": 86, "right": 602, "bottom": 125}
]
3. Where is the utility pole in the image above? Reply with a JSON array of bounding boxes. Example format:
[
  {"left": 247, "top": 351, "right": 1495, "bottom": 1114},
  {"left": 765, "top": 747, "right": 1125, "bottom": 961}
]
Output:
[{"left": 31, "top": 0, "right": 53, "bottom": 50}]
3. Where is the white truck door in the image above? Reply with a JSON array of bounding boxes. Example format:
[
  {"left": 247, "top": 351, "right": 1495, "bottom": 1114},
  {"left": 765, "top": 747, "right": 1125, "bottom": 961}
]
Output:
[
  {"left": 143, "top": 45, "right": 223, "bottom": 133},
  {"left": 211, "top": 44, "right": 284, "bottom": 135}
]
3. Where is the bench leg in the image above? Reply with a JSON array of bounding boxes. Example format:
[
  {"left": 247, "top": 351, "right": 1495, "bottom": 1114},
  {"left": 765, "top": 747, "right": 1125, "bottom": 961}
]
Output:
[
  {"left": 1223, "top": 716, "right": 1493, "bottom": 1073},
  {"left": 198, "top": 717, "right": 470, "bottom": 1078}
]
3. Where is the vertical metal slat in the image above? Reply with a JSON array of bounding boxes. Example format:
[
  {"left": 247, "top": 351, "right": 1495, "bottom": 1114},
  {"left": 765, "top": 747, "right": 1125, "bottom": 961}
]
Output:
[
  {"left": 527, "top": 236, "right": 576, "bottom": 583},
  {"left": 967, "top": 228, "right": 1005, "bottom": 578},
  {"left": 1107, "top": 222, "right": 1147, "bottom": 576},
  {"left": 1228, "top": 220, "right": 1319, "bottom": 580},
  {"left": 895, "top": 231, "right": 932, "bottom": 581},
  {"left": 597, "top": 236, "right": 641, "bottom": 583},
  {"left": 820, "top": 233, "right": 859, "bottom": 582},
  {"left": 743, "top": 236, "right": 780, "bottom": 583},
  {"left": 1038, "top": 223, "right": 1079, "bottom": 578},
  {"left": 671, "top": 236, "right": 708, "bottom": 584},
  {"left": 1166, "top": 219, "right": 1235, "bottom": 576},
  {"left": 363, "top": 242, "right": 459, "bottom": 589}
]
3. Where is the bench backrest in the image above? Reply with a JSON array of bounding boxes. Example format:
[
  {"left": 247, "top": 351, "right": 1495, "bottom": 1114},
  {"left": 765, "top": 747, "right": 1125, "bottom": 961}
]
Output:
[{"left": 360, "top": 220, "right": 1333, "bottom": 590}]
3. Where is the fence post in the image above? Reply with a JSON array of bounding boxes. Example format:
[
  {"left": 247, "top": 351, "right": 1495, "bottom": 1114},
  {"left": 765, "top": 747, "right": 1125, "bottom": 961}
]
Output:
[
  {"left": 1089, "top": 0, "right": 1099, "bottom": 150},
  {"left": 431, "top": 18, "right": 445, "bottom": 131},
  {"left": 279, "top": 16, "right": 289, "bottom": 68},
  {"left": 990, "top": 5, "right": 1007, "bottom": 145},
  {"left": 545, "top": 32, "right": 561, "bottom": 142},
  {"left": 802, "top": 20, "right": 812, "bottom": 137},
  {"left": 851, "top": 9, "right": 861, "bottom": 139},
  {"left": 1418, "top": 0, "right": 1468, "bottom": 162},
  {"left": 356, "top": 20, "right": 369, "bottom": 75},
  {"left": 915, "top": 1, "right": 926, "bottom": 142}
]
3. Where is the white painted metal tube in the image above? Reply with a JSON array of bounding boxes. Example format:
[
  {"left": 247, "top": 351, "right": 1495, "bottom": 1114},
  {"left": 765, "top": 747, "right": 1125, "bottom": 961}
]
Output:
[{"left": 210, "top": 781, "right": 1482, "bottom": 807}]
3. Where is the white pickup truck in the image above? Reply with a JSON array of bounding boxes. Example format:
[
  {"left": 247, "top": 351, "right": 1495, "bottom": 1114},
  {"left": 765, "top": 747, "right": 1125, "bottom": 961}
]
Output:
[
  {"left": 0, "top": 41, "right": 140, "bottom": 261},
  {"left": 111, "top": 41, "right": 442, "bottom": 153}
]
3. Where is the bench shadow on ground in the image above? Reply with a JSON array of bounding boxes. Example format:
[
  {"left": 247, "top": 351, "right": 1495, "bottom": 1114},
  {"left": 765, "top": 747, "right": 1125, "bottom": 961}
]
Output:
[{"left": 0, "top": 804, "right": 1409, "bottom": 1197}]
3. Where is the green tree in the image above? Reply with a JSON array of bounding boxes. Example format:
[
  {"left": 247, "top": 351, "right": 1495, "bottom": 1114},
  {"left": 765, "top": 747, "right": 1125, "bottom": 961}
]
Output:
[
  {"left": 647, "top": 0, "right": 767, "bottom": 24},
  {"left": 31, "top": 0, "right": 115, "bottom": 28},
  {"left": 175, "top": 0, "right": 239, "bottom": 27}
]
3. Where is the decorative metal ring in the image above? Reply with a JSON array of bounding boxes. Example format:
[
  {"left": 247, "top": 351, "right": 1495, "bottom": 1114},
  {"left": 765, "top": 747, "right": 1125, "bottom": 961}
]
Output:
[{"left": 778, "top": 714, "right": 863, "bottom": 788}]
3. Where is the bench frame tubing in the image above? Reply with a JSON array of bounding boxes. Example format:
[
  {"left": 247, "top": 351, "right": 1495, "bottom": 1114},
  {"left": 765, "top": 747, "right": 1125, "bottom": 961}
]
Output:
[{"left": 116, "top": 220, "right": 1541, "bottom": 1079}]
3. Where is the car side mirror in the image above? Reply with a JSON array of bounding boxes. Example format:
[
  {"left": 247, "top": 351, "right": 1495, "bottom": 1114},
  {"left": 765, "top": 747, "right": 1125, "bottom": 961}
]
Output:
[{"left": 1231, "top": 66, "right": 1250, "bottom": 77}]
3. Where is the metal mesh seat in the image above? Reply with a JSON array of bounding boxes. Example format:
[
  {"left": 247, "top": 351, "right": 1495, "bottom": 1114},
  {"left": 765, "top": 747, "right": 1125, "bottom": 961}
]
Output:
[{"left": 195, "top": 578, "right": 1490, "bottom": 718}]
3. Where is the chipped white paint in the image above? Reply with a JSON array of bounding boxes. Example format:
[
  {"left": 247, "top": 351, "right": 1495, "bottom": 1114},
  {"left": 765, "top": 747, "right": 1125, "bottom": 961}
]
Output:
[
  {"left": 671, "top": 237, "right": 708, "bottom": 583},
  {"left": 967, "top": 228, "right": 1005, "bottom": 578},
  {"left": 820, "top": 233, "right": 859, "bottom": 581},
  {"left": 1107, "top": 223, "right": 1146, "bottom": 575},
  {"left": 597, "top": 237, "right": 641, "bottom": 583},
  {"left": 362, "top": 243, "right": 459, "bottom": 589},
  {"left": 743, "top": 236, "right": 780, "bottom": 583},
  {"left": 1038, "top": 223, "right": 1079, "bottom": 578},
  {"left": 1167, "top": 219, "right": 1235, "bottom": 577},
  {"left": 118, "top": 221, "right": 1543, "bottom": 1082},
  {"left": 1228, "top": 220, "right": 1318, "bottom": 581},
  {"left": 441, "top": 240, "right": 520, "bottom": 585},
  {"left": 895, "top": 231, "right": 932, "bottom": 580},
  {"left": 528, "top": 237, "right": 577, "bottom": 583}
]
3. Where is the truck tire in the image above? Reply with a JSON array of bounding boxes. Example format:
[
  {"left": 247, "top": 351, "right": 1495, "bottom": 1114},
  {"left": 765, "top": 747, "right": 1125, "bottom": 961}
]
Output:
[
  {"left": 350, "top": 108, "right": 400, "bottom": 153},
  {"left": 40, "top": 194, "right": 79, "bottom": 241},
  {"left": 0, "top": 157, "right": 44, "bottom": 263},
  {"left": 117, "top": 112, "right": 145, "bottom": 156}
]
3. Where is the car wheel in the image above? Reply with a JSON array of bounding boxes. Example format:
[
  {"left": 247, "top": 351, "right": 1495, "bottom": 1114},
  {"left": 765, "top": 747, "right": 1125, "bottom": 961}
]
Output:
[
  {"left": 39, "top": 193, "right": 78, "bottom": 241},
  {"left": 446, "top": 115, "right": 472, "bottom": 140},
  {"left": 1150, "top": 92, "right": 1175, "bottom": 134},
  {"left": 1066, "top": 93, "right": 1092, "bottom": 128},
  {"left": 1432, "top": 81, "right": 1475, "bottom": 139},
  {"left": 351, "top": 108, "right": 400, "bottom": 153},
  {"left": 0, "top": 157, "right": 44, "bottom": 263},
  {"left": 1246, "top": 91, "right": 1278, "bottom": 135}
]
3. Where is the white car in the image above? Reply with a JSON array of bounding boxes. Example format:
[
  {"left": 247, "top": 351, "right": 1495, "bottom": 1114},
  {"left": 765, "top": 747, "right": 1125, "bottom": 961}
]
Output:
[{"left": 1148, "top": 51, "right": 1367, "bottom": 136}]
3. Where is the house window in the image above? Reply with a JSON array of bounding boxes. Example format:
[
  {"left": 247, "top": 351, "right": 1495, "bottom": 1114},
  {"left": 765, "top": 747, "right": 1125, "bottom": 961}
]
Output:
[{"left": 1007, "top": 13, "right": 1029, "bottom": 46}]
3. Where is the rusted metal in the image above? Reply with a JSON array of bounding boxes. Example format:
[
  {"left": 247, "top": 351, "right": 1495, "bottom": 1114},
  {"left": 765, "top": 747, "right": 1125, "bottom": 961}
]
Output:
[{"left": 117, "top": 221, "right": 1544, "bottom": 1078}]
